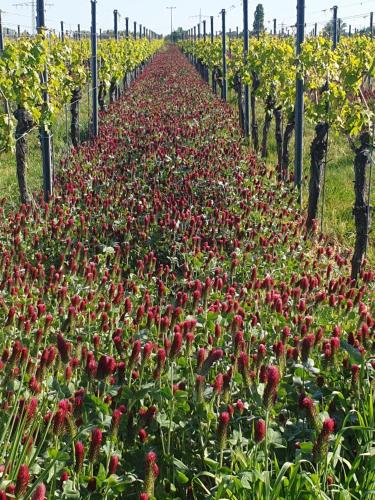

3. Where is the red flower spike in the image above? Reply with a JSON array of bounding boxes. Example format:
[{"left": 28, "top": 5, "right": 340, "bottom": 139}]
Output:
[
  {"left": 217, "top": 412, "right": 230, "bottom": 451},
  {"left": 322, "top": 418, "right": 335, "bottom": 435},
  {"left": 74, "top": 441, "right": 85, "bottom": 473},
  {"left": 313, "top": 418, "right": 335, "bottom": 463},
  {"left": 88, "top": 428, "right": 102, "bottom": 463},
  {"left": 145, "top": 452, "right": 158, "bottom": 496},
  {"left": 31, "top": 483, "right": 47, "bottom": 500},
  {"left": 254, "top": 419, "right": 266, "bottom": 443},
  {"left": 170, "top": 332, "right": 183, "bottom": 360},
  {"left": 108, "top": 455, "right": 119, "bottom": 476},
  {"left": 15, "top": 464, "right": 30, "bottom": 497},
  {"left": 263, "top": 366, "right": 280, "bottom": 410},
  {"left": 139, "top": 428, "right": 148, "bottom": 443},
  {"left": 60, "top": 471, "right": 69, "bottom": 483}
]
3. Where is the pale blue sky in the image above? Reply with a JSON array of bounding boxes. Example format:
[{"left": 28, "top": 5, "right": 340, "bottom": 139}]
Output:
[{"left": 1, "top": 0, "right": 374, "bottom": 36}]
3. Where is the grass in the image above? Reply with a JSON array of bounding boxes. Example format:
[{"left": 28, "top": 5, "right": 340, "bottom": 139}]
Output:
[
  {"left": 226, "top": 86, "right": 375, "bottom": 267},
  {"left": 0, "top": 84, "right": 92, "bottom": 208}
]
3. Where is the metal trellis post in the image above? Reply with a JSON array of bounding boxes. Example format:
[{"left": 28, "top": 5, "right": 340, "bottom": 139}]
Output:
[
  {"left": 294, "top": 0, "right": 305, "bottom": 205},
  {"left": 243, "top": 0, "right": 250, "bottom": 138},
  {"left": 332, "top": 6, "right": 338, "bottom": 49},
  {"left": 221, "top": 9, "right": 227, "bottom": 101},
  {"left": 0, "top": 11, "right": 4, "bottom": 53},
  {"left": 194, "top": 26, "right": 197, "bottom": 65},
  {"left": 37, "top": 0, "right": 53, "bottom": 201},
  {"left": 91, "top": 0, "right": 98, "bottom": 137},
  {"left": 210, "top": 16, "right": 215, "bottom": 93},
  {"left": 203, "top": 20, "right": 207, "bottom": 81},
  {"left": 114, "top": 10, "right": 118, "bottom": 40}
]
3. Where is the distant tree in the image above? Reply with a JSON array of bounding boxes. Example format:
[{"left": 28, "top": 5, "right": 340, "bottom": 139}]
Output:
[
  {"left": 323, "top": 19, "right": 347, "bottom": 38},
  {"left": 167, "top": 27, "right": 184, "bottom": 42},
  {"left": 253, "top": 4, "right": 265, "bottom": 36},
  {"left": 359, "top": 26, "right": 373, "bottom": 35}
]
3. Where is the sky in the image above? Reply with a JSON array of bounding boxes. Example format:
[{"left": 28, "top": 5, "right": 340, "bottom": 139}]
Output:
[{"left": 1, "top": 0, "right": 374, "bottom": 36}]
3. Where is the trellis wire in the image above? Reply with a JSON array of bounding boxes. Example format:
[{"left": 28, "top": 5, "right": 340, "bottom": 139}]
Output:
[
  {"left": 365, "top": 120, "right": 374, "bottom": 258},
  {"left": 0, "top": 80, "right": 115, "bottom": 158}
]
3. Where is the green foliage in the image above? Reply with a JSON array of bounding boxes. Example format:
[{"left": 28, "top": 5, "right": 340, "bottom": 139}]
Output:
[
  {"left": 0, "top": 36, "right": 163, "bottom": 153},
  {"left": 180, "top": 33, "right": 375, "bottom": 141}
]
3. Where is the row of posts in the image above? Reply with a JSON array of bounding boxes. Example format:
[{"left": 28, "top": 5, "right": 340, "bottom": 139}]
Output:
[
  {"left": 186, "top": 6, "right": 272, "bottom": 140},
  {"left": 0, "top": 1, "right": 159, "bottom": 203},
  {"left": 184, "top": 10, "right": 374, "bottom": 41},
  {"left": 57, "top": 14, "right": 161, "bottom": 42},
  {"left": 186, "top": 2, "right": 374, "bottom": 205},
  {"left": 0, "top": 10, "right": 161, "bottom": 44}
]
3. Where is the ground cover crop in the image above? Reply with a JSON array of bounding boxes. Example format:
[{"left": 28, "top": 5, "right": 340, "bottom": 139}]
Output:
[{"left": 0, "top": 46, "right": 373, "bottom": 499}]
